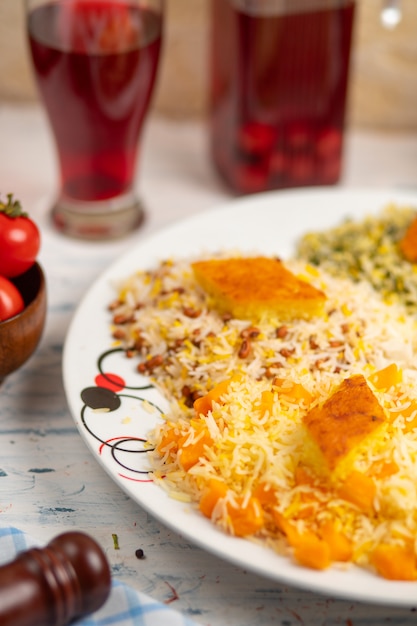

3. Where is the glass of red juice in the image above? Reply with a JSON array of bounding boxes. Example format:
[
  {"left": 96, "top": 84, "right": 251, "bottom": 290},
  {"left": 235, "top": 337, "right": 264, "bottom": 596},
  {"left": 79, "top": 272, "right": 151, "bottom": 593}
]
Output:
[
  {"left": 25, "top": 0, "right": 164, "bottom": 239},
  {"left": 209, "top": 0, "right": 356, "bottom": 195}
]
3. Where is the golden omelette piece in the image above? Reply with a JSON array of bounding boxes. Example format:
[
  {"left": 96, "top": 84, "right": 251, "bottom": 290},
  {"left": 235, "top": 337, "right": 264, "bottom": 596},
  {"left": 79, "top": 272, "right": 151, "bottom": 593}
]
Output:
[
  {"left": 191, "top": 257, "right": 326, "bottom": 321},
  {"left": 302, "top": 374, "right": 387, "bottom": 478}
]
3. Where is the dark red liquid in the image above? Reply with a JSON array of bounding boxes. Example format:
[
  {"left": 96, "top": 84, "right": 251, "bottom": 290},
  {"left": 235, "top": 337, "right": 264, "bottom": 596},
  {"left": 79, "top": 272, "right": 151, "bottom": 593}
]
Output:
[
  {"left": 210, "top": 0, "right": 355, "bottom": 194},
  {"left": 28, "top": 1, "right": 162, "bottom": 202}
]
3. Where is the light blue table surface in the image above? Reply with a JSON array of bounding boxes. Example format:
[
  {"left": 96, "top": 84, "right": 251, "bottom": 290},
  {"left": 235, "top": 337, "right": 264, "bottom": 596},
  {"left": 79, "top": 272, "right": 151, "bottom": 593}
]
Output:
[{"left": 2, "top": 104, "right": 417, "bottom": 625}]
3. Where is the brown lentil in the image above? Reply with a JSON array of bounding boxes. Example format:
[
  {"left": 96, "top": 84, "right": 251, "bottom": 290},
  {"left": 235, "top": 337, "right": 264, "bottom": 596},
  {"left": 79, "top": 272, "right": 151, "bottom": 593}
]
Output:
[
  {"left": 240, "top": 326, "right": 260, "bottom": 339},
  {"left": 279, "top": 348, "right": 295, "bottom": 359},
  {"left": 183, "top": 306, "right": 202, "bottom": 318},
  {"left": 113, "top": 313, "right": 134, "bottom": 325},
  {"left": 238, "top": 339, "right": 251, "bottom": 359},
  {"left": 112, "top": 328, "right": 126, "bottom": 340},
  {"left": 276, "top": 325, "right": 289, "bottom": 339}
]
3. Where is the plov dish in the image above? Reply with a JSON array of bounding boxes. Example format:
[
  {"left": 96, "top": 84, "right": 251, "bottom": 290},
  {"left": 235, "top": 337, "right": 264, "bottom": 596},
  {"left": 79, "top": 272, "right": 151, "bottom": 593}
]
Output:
[
  {"left": 110, "top": 252, "right": 417, "bottom": 582},
  {"left": 63, "top": 188, "right": 417, "bottom": 605}
]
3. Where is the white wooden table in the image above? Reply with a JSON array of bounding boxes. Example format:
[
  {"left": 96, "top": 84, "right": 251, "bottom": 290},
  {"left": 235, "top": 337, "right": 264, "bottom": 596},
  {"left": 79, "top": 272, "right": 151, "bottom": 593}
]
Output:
[{"left": 2, "top": 103, "right": 417, "bottom": 625}]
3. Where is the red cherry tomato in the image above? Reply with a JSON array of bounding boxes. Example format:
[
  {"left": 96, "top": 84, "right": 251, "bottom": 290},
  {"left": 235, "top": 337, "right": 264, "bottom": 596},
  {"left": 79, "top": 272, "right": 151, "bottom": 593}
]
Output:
[
  {"left": 0, "top": 197, "right": 41, "bottom": 278},
  {"left": 0, "top": 276, "right": 25, "bottom": 321}
]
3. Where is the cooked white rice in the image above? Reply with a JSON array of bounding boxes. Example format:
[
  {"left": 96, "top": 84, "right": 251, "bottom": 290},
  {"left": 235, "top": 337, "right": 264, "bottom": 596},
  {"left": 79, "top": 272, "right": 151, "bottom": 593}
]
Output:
[{"left": 109, "top": 249, "right": 417, "bottom": 580}]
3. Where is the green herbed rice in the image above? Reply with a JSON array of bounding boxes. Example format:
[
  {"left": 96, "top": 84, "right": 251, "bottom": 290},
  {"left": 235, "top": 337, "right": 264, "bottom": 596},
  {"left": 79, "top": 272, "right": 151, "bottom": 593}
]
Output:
[{"left": 296, "top": 203, "right": 417, "bottom": 315}]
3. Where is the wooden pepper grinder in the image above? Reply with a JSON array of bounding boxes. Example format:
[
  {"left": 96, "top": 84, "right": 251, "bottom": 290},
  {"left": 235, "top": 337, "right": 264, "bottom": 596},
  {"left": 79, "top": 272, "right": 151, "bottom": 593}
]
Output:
[{"left": 0, "top": 531, "right": 112, "bottom": 626}]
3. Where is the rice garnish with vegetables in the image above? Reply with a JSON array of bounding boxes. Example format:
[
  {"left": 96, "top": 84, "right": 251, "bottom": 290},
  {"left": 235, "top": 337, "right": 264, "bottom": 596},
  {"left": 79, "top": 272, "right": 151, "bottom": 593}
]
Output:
[
  {"left": 109, "top": 246, "right": 417, "bottom": 581},
  {"left": 296, "top": 203, "right": 417, "bottom": 315}
]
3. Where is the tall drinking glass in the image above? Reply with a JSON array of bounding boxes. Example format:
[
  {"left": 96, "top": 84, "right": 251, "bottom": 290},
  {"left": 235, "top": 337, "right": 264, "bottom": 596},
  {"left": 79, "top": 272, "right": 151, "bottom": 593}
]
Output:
[{"left": 25, "top": 0, "right": 164, "bottom": 239}]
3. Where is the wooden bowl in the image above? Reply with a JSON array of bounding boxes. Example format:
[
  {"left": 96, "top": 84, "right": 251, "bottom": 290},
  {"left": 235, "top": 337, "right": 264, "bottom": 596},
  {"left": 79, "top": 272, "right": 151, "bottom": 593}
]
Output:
[{"left": 0, "top": 263, "right": 47, "bottom": 381}]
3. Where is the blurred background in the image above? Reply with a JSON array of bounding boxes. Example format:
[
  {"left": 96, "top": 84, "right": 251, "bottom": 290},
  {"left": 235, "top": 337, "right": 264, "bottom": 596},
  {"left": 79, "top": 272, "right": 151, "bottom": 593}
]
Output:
[{"left": 1, "top": 0, "right": 417, "bottom": 129}]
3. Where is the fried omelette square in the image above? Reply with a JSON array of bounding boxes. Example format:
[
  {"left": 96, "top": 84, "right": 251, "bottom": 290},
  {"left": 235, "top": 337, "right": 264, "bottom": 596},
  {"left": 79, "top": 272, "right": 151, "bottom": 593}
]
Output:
[
  {"left": 192, "top": 257, "right": 326, "bottom": 321},
  {"left": 303, "top": 374, "right": 387, "bottom": 477}
]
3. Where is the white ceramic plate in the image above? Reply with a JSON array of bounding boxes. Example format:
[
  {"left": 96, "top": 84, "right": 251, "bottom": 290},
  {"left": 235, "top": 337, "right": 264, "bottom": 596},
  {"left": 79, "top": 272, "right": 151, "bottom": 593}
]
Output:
[{"left": 63, "top": 187, "right": 417, "bottom": 606}]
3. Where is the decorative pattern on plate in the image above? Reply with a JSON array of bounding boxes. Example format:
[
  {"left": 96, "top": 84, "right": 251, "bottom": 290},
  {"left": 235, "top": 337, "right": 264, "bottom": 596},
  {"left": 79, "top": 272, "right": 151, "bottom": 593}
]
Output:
[{"left": 79, "top": 346, "right": 164, "bottom": 483}]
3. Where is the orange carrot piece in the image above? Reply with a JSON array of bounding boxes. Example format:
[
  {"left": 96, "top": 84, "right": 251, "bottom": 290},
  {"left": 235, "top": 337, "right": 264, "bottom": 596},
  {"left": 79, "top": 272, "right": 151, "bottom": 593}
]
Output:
[
  {"left": 338, "top": 471, "right": 376, "bottom": 514},
  {"left": 290, "top": 382, "right": 313, "bottom": 406},
  {"left": 404, "top": 414, "right": 417, "bottom": 433},
  {"left": 253, "top": 482, "right": 279, "bottom": 506},
  {"left": 294, "top": 466, "right": 316, "bottom": 487},
  {"left": 368, "top": 459, "right": 399, "bottom": 480},
  {"left": 393, "top": 399, "right": 417, "bottom": 432},
  {"left": 296, "top": 492, "right": 321, "bottom": 519},
  {"left": 368, "top": 363, "right": 402, "bottom": 390},
  {"left": 273, "top": 378, "right": 312, "bottom": 406},
  {"left": 193, "top": 375, "right": 240, "bottom": 416},
  {"left": 227, "top": 496, "right": 264, "bottom": 537},
  {"left": 257, "top": 389, "right": 275, "bottom": 416},
  {"left": 199, "top": 478, "right": 228, "bottom": 518},
  {"left": 156, "top": 426, "right": 179, "bottom": 456},
  {"left": 272, "top": 511, "right": 302, "bottom": 547},
  {"left": 178, "top": 429, "right": 213, "bottom": 471},
  {"left": 292, "top": 530, "right": 332, "bottom": 570},
  {"left": 399, "top": 215, "right": 417, "bottom": 263},
  {"left": 318, "top": 520, "right": 353, "bottom": 562},
  {"left": 371, "top": 544, "right": 417, "bottom": 581}
]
